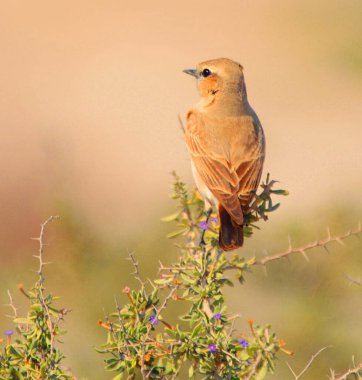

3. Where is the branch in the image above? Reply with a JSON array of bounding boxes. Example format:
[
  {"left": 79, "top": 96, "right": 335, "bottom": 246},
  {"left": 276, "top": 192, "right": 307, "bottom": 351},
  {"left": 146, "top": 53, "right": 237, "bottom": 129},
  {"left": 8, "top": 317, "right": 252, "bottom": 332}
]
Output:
[
  {"left": 128, "top": 251, "right": 146, "bottom": 288},
  {"left": 5, "top": 290, "right": 18, "bottom": 319},
  {"left": 31, "top": 215, "right": 60, "bottom": 353},
  {"left": 286, "top": 346, "right": 329, "bottom": 379},
  {"left": 256, "top": 223, "right": 362, "bottom": 266},
  {"left": 329, "top": 364, "right": 362, "bottom": 380},
  {"left": 32, "top": 215, "right": 60, "bottom": 284}
]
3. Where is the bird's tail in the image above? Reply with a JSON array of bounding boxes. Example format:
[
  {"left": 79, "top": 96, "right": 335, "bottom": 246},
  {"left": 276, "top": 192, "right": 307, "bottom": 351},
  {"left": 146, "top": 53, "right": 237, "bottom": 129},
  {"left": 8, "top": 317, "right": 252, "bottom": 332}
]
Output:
[{"left": 218, "top": 204, "right": 244, "bottom": 251}]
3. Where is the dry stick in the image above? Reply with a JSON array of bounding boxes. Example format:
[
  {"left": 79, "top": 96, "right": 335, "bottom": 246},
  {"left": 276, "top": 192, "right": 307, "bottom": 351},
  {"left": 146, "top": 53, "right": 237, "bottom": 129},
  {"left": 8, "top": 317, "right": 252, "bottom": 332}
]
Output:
[
  {"left": 5, "top": 290, "right": 18, "bottom": 319},
  {"left": 31, "top": 215, "right": 60, "bottom": 354},
  {"left": 128, "top": 251, "right": 146, "bottom": 288},
  {"left": 286, "top": 346, "right": 329, "bottom": 380},
  {"left": 330, "top": 364, "right": 362, "bottom": 380},
  {"left": 256, "top": 223, "right": 362, "bottom": 267}
]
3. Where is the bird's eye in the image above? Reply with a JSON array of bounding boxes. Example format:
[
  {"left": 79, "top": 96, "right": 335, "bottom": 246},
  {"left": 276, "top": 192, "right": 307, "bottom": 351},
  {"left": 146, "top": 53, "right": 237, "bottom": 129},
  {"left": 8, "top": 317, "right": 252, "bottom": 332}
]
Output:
[{"left": 201, "top": 68, "right": 212, "bottom": 77}]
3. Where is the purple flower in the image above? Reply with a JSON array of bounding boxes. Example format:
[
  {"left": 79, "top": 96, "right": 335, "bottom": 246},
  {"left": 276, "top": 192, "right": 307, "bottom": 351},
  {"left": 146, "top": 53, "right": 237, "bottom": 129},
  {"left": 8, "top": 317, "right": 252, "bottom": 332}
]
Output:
[
  {"left": 4, "top": 330, "right": 13, "bottom": 336},
  {"left": 208, "top": 344, "right": 217, "bottom": 353},
  {"left": 210, "top": 218, "right": 218, "bottom": 223},
  {"left": 199, "top": 221, "right": 209, "bottom": 231},
  {"left": 213, "top": 313, "right": 221, "bottom": 320},
  {"left": 239, "top": 339, "right": 249, "bottom": 348},
  {"left": 149, "top": 315, "right": 159, "bottom": 325}
]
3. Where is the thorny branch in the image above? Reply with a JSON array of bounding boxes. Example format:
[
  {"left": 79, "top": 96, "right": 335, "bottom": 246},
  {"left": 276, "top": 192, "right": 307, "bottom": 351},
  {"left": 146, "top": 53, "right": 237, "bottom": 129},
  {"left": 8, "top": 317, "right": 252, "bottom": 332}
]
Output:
[
  {"left": 329, "top": 363, "right": 362, "bottom": 380},
  {"left": 32, "top": 215, "right": 60, "bottom": 353},
  {"left": 98, "top": 174, "right": 362, "bottom": 380},
  {"left": 256, "top": 222, "right": 362, "bottom": 267},
  {"left": 128, "top": 251, "right": 146, "bottom": 288}
]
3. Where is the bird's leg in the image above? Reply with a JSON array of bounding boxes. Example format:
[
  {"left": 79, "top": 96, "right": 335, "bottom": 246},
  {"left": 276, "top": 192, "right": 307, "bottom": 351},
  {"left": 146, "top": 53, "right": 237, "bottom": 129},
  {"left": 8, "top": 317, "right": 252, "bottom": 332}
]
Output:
[{"left": 199, "top": 207, "right": 213, "bottom": 246}]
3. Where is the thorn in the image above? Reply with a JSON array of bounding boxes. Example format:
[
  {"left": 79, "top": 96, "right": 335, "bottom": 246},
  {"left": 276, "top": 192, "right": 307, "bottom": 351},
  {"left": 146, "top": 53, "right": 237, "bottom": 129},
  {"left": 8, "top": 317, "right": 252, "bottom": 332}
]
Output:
[
  {"left": 336, "top": 238, "right": 345, "bottom": 246},
  {"left": 326, "top": 226, "right": 331, "bottom": 239},
  {"left": 323, "top": 245, "right": 330, "bottom": 254},
  {"left": 177, "top": 114, "right": 185, "bottom": 134},
  {"left": 287, "top": 235, "right": 292, "bottom": 251},
  {"left": 262, "top": 264, "right": 268, "bottom": 276},
  {"left": 300, "top": 250, "right": 310, "bottom": 262}
]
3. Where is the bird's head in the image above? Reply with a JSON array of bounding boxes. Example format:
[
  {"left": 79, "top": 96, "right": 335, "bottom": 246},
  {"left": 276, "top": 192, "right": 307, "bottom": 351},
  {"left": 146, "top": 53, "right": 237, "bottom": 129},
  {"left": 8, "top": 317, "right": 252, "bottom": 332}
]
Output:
[{"left": 183, "top": 58, "right": 246, "bottom": 100}]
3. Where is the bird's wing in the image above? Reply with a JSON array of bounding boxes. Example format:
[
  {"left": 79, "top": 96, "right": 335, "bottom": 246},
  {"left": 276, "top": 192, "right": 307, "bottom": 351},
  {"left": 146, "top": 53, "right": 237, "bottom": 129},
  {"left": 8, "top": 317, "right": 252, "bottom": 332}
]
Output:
[
  {"left": 185, "top": 111, "right": 264, "bottom": 224},
  {"left": 235, "top": 155, "right": 265, "bottom": 208}
]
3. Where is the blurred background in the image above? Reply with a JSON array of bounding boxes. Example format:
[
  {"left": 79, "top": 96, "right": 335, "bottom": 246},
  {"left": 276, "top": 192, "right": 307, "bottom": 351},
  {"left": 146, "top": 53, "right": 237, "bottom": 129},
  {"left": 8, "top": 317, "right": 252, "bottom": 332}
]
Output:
[{"left": 1, "top": 0, "right": 361, "bottom": 378}]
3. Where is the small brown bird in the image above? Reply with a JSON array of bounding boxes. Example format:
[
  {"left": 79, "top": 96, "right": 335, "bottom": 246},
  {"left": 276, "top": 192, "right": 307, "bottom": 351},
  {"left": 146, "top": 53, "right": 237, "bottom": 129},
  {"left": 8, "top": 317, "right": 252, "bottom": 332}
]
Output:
[{"left": 183, "top": 58, "right": 265, "bottom": 251}]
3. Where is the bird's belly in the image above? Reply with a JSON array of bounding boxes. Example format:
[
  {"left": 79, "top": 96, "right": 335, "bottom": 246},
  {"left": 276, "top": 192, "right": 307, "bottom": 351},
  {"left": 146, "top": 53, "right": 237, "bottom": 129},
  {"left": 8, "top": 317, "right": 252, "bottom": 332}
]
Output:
[{"left": 191, "top": 160, "right": 218, "bottom": 209}]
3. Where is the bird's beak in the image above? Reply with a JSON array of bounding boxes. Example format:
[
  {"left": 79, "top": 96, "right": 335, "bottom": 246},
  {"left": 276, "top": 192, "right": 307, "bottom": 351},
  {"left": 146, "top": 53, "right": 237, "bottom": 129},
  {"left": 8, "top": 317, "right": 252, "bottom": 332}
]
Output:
[{"left": 183, "top": 69, "right": 199, "bottom": 78}]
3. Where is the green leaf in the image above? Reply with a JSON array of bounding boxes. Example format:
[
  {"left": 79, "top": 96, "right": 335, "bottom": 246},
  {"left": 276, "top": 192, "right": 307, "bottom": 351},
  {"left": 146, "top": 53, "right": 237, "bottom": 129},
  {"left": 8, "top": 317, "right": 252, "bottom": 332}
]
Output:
[
  {"left": 166, "top": 228, "right": 188, "bottom": 239},
  {"left": 161, "top": 211, "right": 181, "bottom": 222},
  {"left": 254, "top": 361, "right": 268, "bottom": 380},
  {"left": 30, "top": 303, "right": 42, "bottom": 312},
  {"left": 112, "top": 372, "right": 124, "bottom": 380},
  {"left": 191, "top": 323, "right": 203, "bottom": 338},
  {"left": 271, "top": 189, "right": 289, "bottom": 195},
  {"left": 13, "top": 318, "right": 34, "bottom": 325},
  {"left": 269, "top": 203, "right": 280, "bottom": 212},
  {"left": 188, "top": 365, "right": 195, "bottom": 379}
]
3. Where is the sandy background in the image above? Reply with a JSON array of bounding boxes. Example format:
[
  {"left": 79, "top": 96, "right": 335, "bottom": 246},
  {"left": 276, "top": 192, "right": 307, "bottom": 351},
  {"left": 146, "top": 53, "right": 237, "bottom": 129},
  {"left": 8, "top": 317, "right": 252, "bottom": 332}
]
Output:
[{"left": 1, "top": 0, "right": 361, "bottom": 378}]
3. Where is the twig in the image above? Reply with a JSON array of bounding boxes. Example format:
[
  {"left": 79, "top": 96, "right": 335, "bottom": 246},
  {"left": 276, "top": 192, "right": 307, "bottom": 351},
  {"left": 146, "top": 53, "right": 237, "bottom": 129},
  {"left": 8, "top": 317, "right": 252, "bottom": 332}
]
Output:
[
  {"left": 31, "top": 215, "right": 60, "bottom": 354},
  {"left": 5, "top": 289, "right": 18, "bottom": 319},
  {"left": 286, "top": 346, "right": 329, "bottom": 379},
  {"left": 256, "top": 223, "right": 362, "bottom": 266},
  {"left": 177, "top": 114, "right": 185, "bottom": 134},
  {"left": 329, "top": 364, "right": 362, "bottom": 380},
  {"left": 128, "top": 251, "right": 146, "bottom": 287}
]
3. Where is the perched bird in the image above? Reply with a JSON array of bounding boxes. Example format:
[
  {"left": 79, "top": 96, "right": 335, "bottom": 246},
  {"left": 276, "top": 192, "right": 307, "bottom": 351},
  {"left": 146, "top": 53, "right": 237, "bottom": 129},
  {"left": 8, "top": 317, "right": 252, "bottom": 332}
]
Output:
[{"left": 183, "top": 58, "right": 265, "bottom": 251}]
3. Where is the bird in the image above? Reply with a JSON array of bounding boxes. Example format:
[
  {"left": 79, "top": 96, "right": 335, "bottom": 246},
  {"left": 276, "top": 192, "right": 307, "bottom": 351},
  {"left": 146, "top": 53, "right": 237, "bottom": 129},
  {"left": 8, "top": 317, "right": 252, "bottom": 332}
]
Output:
[{"left": 183, "top": 58, "right": 265, "bottom": 251}]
